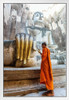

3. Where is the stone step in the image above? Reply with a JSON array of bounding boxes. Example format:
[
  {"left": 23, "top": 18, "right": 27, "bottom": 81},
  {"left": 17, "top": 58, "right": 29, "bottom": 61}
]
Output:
[
  {"left": 4, "top": 75, "right": 66, "bottom": 89},
  {"left": 4, "top": 81, "right": 66, "bottom": 96},
  {"left": 4, "top": 67, "right": 66, "bottom": 81},
  {"left": 4, "top": 84, "right": 46, "bottom": 96}
]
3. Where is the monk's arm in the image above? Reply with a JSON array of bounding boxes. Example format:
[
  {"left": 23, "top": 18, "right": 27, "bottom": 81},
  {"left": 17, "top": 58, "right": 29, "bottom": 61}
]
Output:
[
  {"left": 39, "top": 52, "right": 42, "bottom": 55},
  {"left": 38, "top": 50, "right": 42, "bottom": 55}
]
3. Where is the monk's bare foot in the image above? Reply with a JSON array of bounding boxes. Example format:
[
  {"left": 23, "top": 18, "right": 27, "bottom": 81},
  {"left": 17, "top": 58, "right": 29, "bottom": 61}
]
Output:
[{"left": 46, "top": 90, "right": 54, "bottom": 96}]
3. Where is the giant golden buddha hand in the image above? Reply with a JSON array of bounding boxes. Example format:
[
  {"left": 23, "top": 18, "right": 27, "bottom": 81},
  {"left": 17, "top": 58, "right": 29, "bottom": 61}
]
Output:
[{"left": 4, "top": 33, "right": 37, "bottom": 67}]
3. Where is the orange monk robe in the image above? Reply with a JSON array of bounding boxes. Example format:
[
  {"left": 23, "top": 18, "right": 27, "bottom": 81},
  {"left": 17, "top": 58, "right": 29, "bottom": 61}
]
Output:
[{"left": 40, "top": 47, "right": 54, "bottom": 90}]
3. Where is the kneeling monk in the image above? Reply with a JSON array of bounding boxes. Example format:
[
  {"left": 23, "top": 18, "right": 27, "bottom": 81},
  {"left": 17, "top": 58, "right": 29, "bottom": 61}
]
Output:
[{"left": 38, "top": 42, "right": 54, "bottom": 96}]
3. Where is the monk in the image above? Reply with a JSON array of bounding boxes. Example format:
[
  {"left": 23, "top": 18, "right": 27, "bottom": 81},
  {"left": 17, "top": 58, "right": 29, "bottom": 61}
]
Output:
[{"left": 38, "top": 42, "right": 54, "bottom": 96}]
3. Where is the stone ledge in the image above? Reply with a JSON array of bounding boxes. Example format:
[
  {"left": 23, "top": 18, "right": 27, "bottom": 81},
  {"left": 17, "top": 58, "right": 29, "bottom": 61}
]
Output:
[{"left": 4, "top": 67, "right": 66, "bottom": 81}]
